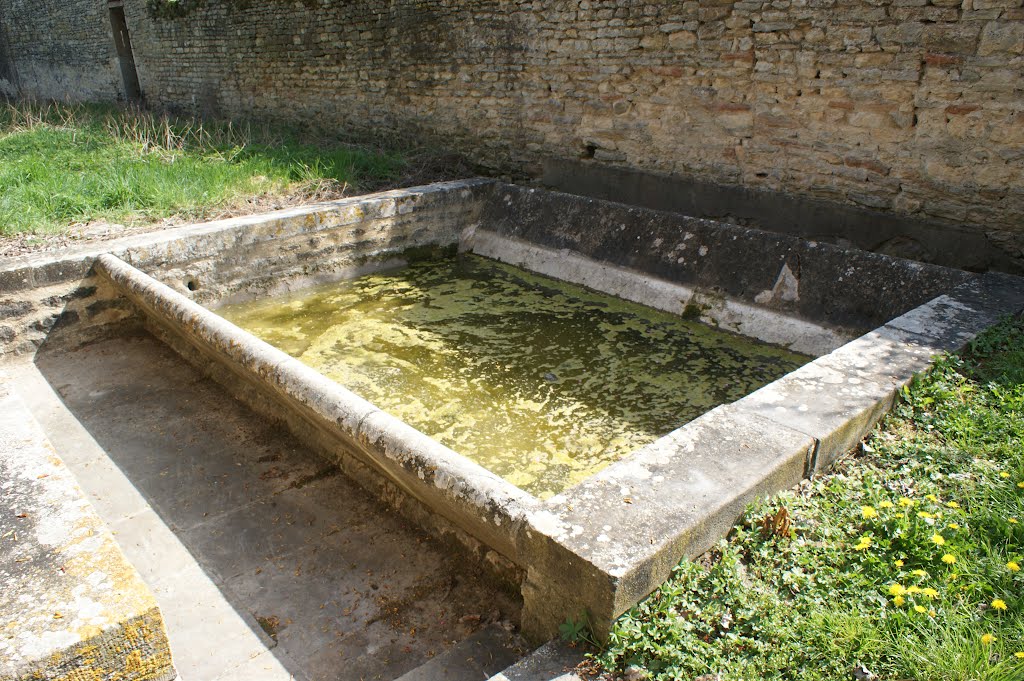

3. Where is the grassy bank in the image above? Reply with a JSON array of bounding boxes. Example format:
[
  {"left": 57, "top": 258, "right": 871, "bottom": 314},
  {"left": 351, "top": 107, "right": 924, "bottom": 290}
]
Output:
[
  {"left": 0, "top": 101, "right": 419, "bottom": 236},
  {"left": 597, "top": 316, "right": 1024, "bottom": 680}
]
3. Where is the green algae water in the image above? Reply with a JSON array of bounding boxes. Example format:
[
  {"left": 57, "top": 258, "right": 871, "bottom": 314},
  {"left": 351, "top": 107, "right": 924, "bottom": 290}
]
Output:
[{"left": 218, "top": 255, "right": 810, "bottom": 499}]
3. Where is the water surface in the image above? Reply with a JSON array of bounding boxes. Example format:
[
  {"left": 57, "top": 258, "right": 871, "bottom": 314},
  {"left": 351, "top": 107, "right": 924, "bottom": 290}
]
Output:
[{"left": 219, "top": 255, "right": 809, "bottom": 498}]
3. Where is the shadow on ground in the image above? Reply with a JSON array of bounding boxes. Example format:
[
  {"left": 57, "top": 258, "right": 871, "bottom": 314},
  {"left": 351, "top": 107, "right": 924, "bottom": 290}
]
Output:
[{"left": 25, "top": 331, "right": 523, "bottom": 681}]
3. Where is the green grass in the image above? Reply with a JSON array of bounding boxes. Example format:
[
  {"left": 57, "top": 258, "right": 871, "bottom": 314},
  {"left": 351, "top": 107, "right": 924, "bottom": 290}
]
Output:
[
  {"left": 597, "top": 316, "right": 1024, "bottom": 680},
  {"left": 0, "top": 101, "right": 406, "bottom": 235}
]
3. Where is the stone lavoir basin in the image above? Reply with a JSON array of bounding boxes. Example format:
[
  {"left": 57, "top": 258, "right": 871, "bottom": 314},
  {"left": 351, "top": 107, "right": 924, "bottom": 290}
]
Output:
[
  {"left": 217, "top": 254, "right": 810, "bottom": 499},
  {"left": 6, "top": 179, "right": 1023, "bottom": 649}
]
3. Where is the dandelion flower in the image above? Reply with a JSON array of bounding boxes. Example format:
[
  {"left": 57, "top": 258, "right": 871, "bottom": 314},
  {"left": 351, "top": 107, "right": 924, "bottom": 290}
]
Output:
[
  {"left": 862, "top": 506, "right": 878, "bottom": 519},
  {"left": 899, "top": 497, "right": 915, "bottom": 507},
  {"left": 928, "top": 609, "right": 936, "bottom": 617},
  {"left": 889, "top": 583, "right": 906, "bottom": 596},
  {"left": 878, "top": 500, "right": 894, "bottom": 509},
  {"left": 918, "top": 511, "right": 935, "bottom": 519},
  {"left": 854, "top": 536, "right": 872, "bottom": 550},
  {"left": 922, "top": 588, "right": 939, "bottom": 599},
  {"left": 1008, "top": 561, "right": 1020, "bottom": 572},
  {"left": 946, "top": 501, "right": 960, "bottom": 508},
  {"left": 942, "top": 554, "right": 957, "bottom": 565},
  {"left": 1018, "top": 481, "right": 1024, "bottom": 489},
  {"left": 893, "top": 595, "right": 905, "bottom": 606},
  {"left": 949, "top": 523, "right": 960, "bottom": 530},
  {"left": 914, "top": 605, "right": 926, "bottom": 613},
  {"left": 912, "top": 569, "right": 928, "bottom": 577},
  {"left": 982, "top": 633, "right": 996, "bottom": 645},
  {"left": 1015, "top": 652, "right": 1024, "bottom": 659},
  {"left": 992, "top": 599, "right": 1008, "bottom": 611},
  {"left": 1000, "top": 472, "right": 1011, "bottom": 478},
  {"left": 895, "top": 559, "right": 905, "bottom": 567},
  {"left": 931, "top": 533, "right": 946, "bottom": 546},
  {"left": 1010, "top": 518, "right": 1019, "bottom": 524},
  {"left": 926, "top": 494, "right": 938, "bottom": 502},
  {"left": 907, "top": 586, "right": 922, "bottom": 594}
]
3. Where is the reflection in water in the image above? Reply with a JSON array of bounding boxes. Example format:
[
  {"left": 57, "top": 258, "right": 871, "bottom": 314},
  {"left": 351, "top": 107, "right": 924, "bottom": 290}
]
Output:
[{"left": 219, "top": 255, "right": 810, "bottom": 498}]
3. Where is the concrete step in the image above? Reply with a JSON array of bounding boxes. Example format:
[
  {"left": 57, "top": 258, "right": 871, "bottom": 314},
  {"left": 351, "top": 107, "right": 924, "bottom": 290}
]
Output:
[
  {"left": 396, "top": 625, "right": 527, "bottom": 681},
  {"left": 487, "top": 640, "right": 586, "bottom": 681}
]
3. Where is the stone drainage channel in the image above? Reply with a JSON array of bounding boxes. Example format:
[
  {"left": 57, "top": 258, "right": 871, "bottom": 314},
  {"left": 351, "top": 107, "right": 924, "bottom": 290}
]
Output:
[{"left": 2, "top": 179, "right": 1023, "bottom": 681}]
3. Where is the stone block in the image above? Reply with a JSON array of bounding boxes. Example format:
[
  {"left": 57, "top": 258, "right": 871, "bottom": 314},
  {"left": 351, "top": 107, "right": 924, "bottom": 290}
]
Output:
[
  {"left": 519, "top": 406, "right": 814, "bottom": 642},
  {"left": 0, "top": 385, "right": 176, "bottom": 681}
]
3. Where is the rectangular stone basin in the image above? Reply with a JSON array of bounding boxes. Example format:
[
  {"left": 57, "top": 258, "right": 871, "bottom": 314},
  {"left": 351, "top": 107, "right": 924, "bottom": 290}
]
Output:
[
  {"left": 4, "top": 179, "right": 1023, "bottom": 643},
  {"left": 216, "top": 253, "right": 812, "bottom": 500}
]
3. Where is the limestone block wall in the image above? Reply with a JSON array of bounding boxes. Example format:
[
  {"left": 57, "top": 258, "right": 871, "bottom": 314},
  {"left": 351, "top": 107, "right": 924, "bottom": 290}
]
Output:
[
  {"left": 0, "top": 0, "right": 123, "bottom": 100},
  {"left": 2, "top": 0, "right": 1022, "bottom": 265}
]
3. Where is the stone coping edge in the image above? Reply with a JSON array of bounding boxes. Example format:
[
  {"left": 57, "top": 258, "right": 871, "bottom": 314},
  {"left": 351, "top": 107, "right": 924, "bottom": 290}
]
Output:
[
  {"left": 0, "top": 381, "right": 176, "bottom": 681},
  {"left": 93, "top": 253, "right": 539, "bottom": 566},
  {"left": 514, "top": 272, "right": 1024, "bottom": 641},
  {"left": 0, "top": 179, "right": 495, "bottom": 293}
]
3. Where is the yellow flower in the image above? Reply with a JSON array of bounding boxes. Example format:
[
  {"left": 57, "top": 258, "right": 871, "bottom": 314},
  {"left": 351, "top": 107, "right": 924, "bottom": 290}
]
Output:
[
  {"left": 912, "top": 569, "right": 928, "bottom": 577},
  {"left": 1015, "top": 652, "right": 1024, "bottom": 659},
  {"left": 907, "top": 585, "right": 922, "bottom": 594},
  {"left": 949, "top": 523, "right": 960, "bottom": 530},
  {"left": 1000, "top": 472, "right": 1011, "bottom": 478},
  {"left": 878, "top": 500, "right": 894, "bottom": 509},
  {"left": 1017, "top": 481, "right": 1024, "bottom": 489},
  {"left": 1010, "top": 518, "right": 1019, "bottom": 524},
  {"left": 914, "top": 605, "right": 926, "bottom": 613},
  {"left": 922, "top": 588, "right": 939, "bottom": 599},
  {"left": 946, "top": 501, "right": 960, "bottom": 508},
  {"left": 895, "top": 559, "right": 905, "bottom": 567},
  {"left": 899, "top": 497, "right": 915, "bottom": 507},
  {"left": 854, "top": 536, "right": 872, "bottom": 550},
  {"left": 992, "top": 599, "right": 1008, "bottom": 611},
  {"left": 942, "top": 554, "right": 957, "bottom": 565},
  {"left": 893, "top": 595, "right": 905, "bottom": 606},
  {"left": 982, "top": 633, "right": 996, "bottom": 645},
  {"left": 862, "top": 506, "right": 878, "bottom": 519},
  {"left": 918, "top": 511, "right": 935, "bottom": 519},
  {"left": 926, "top": 494, "right": 938, "bottom": 502},
  {"left": 889, "top": 583, "right": 906, "bottom": 596},
  {"left": 949, "top": 573, "right": 959, "bottom": 580},
  {"left": 1008, "top": 561, "right": 1021, "bottom": 572},
  {"left": 931, "top": 533, "right": 946, "bottom": 546},
  {"left": 928, "top": 609, "right": 936, "bottom": 617}
]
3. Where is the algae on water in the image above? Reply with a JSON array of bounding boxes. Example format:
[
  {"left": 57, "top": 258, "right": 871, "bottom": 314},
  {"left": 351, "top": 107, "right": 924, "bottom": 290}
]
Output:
[{"left": 218, "top": 255, "right": 810, "bottom": 499}]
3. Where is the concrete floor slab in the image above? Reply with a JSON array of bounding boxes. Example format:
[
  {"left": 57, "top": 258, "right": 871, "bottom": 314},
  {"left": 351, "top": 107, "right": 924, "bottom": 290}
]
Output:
[
  {"left": 7, "top": 332, "right": 522, "bottom": 680},
  {"left": 487, "top": 640, "right": 585, "bottom": 681},
  {"left": 396, "top": 625, "right": 527, "bottom": 681}
]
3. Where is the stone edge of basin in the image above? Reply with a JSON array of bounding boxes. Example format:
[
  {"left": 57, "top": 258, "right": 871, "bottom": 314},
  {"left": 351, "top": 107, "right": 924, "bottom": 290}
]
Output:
[
  {"left": 15, "top": 178, "right": 1024, "bottom": 649},
  {"left": 92, "top": 253, "right": 541, "bottom": 569},
  {"left": 0, "top": 380, "right": 176, "bottom": 681},
  {"left": 0, "top": 178, "right": 497, "bottom": 359},
  {"left": 517, "top": 271, "right": 1024, "bottom": 642},
  {"left": 0, "top": 178, "right": 496, "bottom": 292}
]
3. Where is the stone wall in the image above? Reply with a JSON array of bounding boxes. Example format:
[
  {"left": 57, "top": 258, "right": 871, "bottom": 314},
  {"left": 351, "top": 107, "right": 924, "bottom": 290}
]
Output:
[
  {"left": 2, "top": 0, "right": 1023, "bottom": 266},
  {"left": 0, "top": 0, "right": 122, "bottom": 100}
]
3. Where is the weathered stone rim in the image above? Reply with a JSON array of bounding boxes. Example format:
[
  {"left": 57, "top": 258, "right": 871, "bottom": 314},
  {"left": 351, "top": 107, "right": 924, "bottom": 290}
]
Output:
[{"left": 6, "top": 179, "right": 1024, "bottom": 647}]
